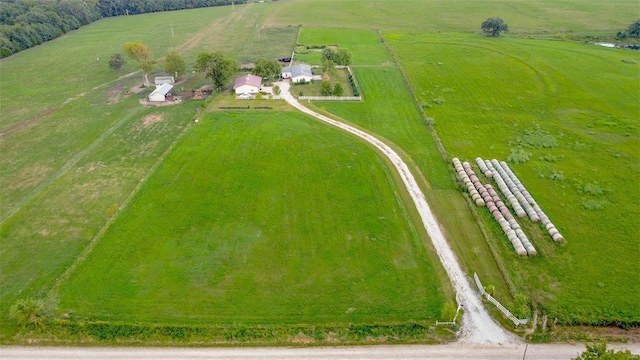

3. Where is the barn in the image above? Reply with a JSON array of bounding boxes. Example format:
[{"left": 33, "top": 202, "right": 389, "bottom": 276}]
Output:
[
  {"left": 281, "top": 64, "right": 313, "bottom": 83},
  {"left": 233, "top": 74, "right": 262, "bottom": 96},
  {"left": 148, "top": 83, "right": 173, "bottom": 102}
]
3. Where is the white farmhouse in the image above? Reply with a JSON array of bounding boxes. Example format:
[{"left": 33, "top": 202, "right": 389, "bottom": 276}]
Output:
[
  {"left": 148, "top": 83, "right": 173, "bottom": 102},
  {"left": 233, "top": 74, "right": 262, "bottom": 96},
  {"left": 281, "top": 64, "right": 313, "bottom": 83}
]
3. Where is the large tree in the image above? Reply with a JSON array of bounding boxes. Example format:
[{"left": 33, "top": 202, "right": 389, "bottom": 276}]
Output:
[
  {"left": 194, "top": 51, "right": 238, "bottom": 90},
  {"left": 124, "top": 42, "right": 154, "bottom": 84},
  {"left": 627, "top": 19, "right": 640, "bottom": 38},
  {"left": 252, "top": 57, "right": 281, "bottom": 80},
  {"left": 164, "top": 50, "right": 186, "bottom": 78},
  {"left": 321, "top": 47, "right": 352, "bottom": 66},
  {"left": 481, "top": 17, "right": 509, "bottom": 37}
]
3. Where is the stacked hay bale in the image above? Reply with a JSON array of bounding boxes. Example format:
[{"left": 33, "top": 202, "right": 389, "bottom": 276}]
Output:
[
  {"left": 491, "top": 160, "right": 540, "bottom": 222},
  {"left": 498, "top": 161, "right": 565, "bottom": 243},
  {"left": 484, "top": 184, "right": 528, "bottom": 256},
  {"left": 484, "top": 160, "right": 527, "bottom": 218},
  {"left": 452, "top": 158, "right": 485, "bottom": 206}
]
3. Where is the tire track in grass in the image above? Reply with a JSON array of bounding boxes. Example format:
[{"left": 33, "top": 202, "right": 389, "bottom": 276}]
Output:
[
  {"left": 278, "top": 81, "right": 519, "bottom": 345},
  {"left": 45, "top": 112, "right": 197, "bottom": 302},
  {"left": 0, "top": 70, "right": 140, "bottom": 139},
  {"left": 0, "top": 107, "right": 142, "bottom": 224}
]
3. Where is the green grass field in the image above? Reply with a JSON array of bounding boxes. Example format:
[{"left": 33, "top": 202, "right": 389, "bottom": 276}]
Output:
[
  {"left": 1, "top": 0, "right": 639, "bottom": 345},
  {"left": 57, "top": 111, "right": 447, "bottom": 325},
  {"left": 386, "top": 32, "right": 640, "bottom": 324}
]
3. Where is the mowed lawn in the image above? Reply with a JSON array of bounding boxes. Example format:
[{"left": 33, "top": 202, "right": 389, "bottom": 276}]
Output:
[
  {"left": 58, "top": 111, "right": 447, "bottom": 324},
  {"left": 387, "top": 32, "right": 640, "bottom": 323}
]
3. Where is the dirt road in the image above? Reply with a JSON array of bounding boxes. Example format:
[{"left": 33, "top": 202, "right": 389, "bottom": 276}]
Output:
[
  {"left": 276, "top": 82, "right": 517, "bottom": 344},
  {"left": 2, "top": 343, "right": 639, "bottom": 360}
]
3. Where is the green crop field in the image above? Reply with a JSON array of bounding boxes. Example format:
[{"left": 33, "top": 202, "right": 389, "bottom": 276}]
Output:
[
  {"left": 57, "top": 112, "right": 447, "bottom": 327},
  {"left": 1, "top": 0, "right": 639, "bottom": 346}
]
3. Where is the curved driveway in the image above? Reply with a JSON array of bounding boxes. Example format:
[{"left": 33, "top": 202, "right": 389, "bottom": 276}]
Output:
[{"left": 277, "top": 81, "right": 517, "bottom": 344}]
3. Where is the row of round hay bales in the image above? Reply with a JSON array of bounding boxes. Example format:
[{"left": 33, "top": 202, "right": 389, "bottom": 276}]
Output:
[
  {"left": 452, "top": 158, "right": 485, "bottom": 206},
  {"left": 483, "top": 160, "right": 527, "bottom": 218},
  {"left": 483, "top": 184, "right": 528, "bottom": 256},
  {"left": 490, "top": 159, "right": 540, "bottom": 222},
  {"left": 498, "top": 161, "right": 565, "bottom": 243},
  {"left": 475, "top": 157, "right": 493, "bottom": 178}
]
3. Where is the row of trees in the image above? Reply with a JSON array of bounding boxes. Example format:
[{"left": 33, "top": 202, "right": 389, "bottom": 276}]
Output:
[{"left": 0, "top": 0, "right": 244, "bottom": 58}]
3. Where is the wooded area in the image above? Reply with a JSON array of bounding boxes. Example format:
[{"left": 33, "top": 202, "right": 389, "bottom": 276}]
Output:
[{"left": 0, "top": 0, "right": 245, "bottom": 58}]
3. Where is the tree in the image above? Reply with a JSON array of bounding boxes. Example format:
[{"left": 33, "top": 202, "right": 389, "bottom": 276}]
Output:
[
  {"left": 9, "top": 298, "right": 45, "bottom": 328},
  {"left": 164, "top": 50, "right": 186, "bottom": 78},
  {"left": 194, "top": 51, "right": 238, "bottom": 90},
  {"left": 252, "top": 57, "right": 281, "bottom": 80},
  {"left": 108, "top": 53, "right": 125, "bottom": 71},
  {"left": 332, "top": 82, "right": 344, "bottom": 96},
  {"left": 320, "top": 80, "right": 332, "bottom": 96},
  {"left": 336, "top": 48, "right": 352, "bottom": 65},
  {"left": 573, "top": 341, "right": 637, "bottom": 360},
  {"left": 481, "top": 17, "right": 509, "bottom": 37},
  {"left": 321, "top": 47, "right": 352, "bottom": 65},
  {"left": 273, "top": 85, "right": 281, "bottom": 95},
  {"left": 124, "top": 42, "right": 154, "bottom": 84},
  {"left": 321, "top": 58, "right": 335, "bottom": 75},
  {"left": 627, "top": 20, "right": 640, "bottom": 38}
]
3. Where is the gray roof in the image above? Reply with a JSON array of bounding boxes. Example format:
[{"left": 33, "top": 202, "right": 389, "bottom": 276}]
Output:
[
  {"left": 152, "top": 83, "right": 173, "bottom": 96},
  {"left": 283, "top": 64, "right": 312, "bottom": 78}
]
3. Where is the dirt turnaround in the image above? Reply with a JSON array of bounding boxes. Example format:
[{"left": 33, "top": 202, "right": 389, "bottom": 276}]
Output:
[{"left": 277, "top": 81, "right": 519, "bottom": 345}]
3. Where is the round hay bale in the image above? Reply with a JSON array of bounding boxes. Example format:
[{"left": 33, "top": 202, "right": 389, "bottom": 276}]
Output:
[
  {"left": 545, "top": 223, "right": 556, "bottom": 231},
  {"left": 516, "top": 210, "right": 527, "bottom": 218},
  {"left": 469, "top": 174, "right": 479, "bottom": 182},
  {"left": 531, "top": 214, "right": 541, "bottom": 223},
  {"left": 516, "top": 247, "right": 528, "bottom": 256},
  {"left": 508, "top": 218, "right": 520, "bottom": 230},
  {"left": 548, "top": 227, "right": 559, "bottom": 236},
  {"left": 526, "top": 247, "right": 538, "bottom": 256},
  {"left": 475, "top": 198, "right": 485, "bottom": 207},
  {"left": 492, "top": 211, "right": 502, "bottom": 221},
  {"left": 552, "top": 233, "right": 564, "bottom": 242},
  {"left": 488, "top": 205, "right": 499, "bottom": 213}
]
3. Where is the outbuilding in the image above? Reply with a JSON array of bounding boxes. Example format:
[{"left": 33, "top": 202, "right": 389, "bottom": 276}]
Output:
[
  {"left": 154, "top": 76, "right": 175, "bottom": 86},
  {"left": 281, "top": 64, "right": 313, "bottom": 83},
  {"left": 233, "top": 74, "right": 262, "bottom": 95},
  {"left": 148, "top": 83, "right": 173, "bottom": 102}
]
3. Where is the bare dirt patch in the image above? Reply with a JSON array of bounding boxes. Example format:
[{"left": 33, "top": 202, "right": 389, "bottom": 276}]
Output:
[
  {"left": 143, "top": 114, "right": 164, "bottom": 127},
  {"left": 106, "top": 84, "right": 125, "bottom": 105}
]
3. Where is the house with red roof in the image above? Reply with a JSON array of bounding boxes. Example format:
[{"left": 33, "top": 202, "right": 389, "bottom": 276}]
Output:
[{"left": 233, "top": 74, "right": 262, "bottom": 96}]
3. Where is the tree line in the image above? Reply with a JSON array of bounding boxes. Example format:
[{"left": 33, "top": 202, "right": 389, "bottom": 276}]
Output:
[{"left": 0, "top": 0, "right": 245, "bottom": 58}]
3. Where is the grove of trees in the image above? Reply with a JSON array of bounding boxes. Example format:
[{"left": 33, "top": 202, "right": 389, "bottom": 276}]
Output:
[
  {"left": 0, "top": 0, "right": 246, "bottom": 58},
  {"left": 252, "top": 57, "right": 281, "bottom": 80}
]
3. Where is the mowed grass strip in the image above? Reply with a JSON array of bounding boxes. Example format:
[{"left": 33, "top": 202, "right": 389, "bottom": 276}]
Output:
[
  {"left": 388, "top": 32, "right": 640, "bottom": 324},
  {"left": 58, "top": 111, "right": 446, "bottom": 325}
]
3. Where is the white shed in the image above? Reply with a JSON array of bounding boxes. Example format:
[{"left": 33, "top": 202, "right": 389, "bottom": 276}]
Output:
[
  {"left": 233, "top": 74, "right": 262, "bottom": 95},
  {"left": 149, "top": 83, "right": 173, "bottom": 102},
  {"left": 154, "top": 76, "right": 175, "bottom": 86}
]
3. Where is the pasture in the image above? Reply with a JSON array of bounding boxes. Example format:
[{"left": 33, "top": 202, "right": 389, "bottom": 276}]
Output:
[
  {"left": 55, "top": 112, "right": 448, "bottom": 333},
  {"left": 387, "top": 32, "right": 640, "bottom": 324}
]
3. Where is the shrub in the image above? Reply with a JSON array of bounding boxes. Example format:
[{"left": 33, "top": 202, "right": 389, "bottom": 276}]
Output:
[
  {"left": 9, "top": 298, "right": 46, "bottom": 328},
  {"left": 507, "top": 148, "right": 531, "bottom": 164}
]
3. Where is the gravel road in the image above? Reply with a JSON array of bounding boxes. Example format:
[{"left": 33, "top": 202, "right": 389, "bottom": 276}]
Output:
[
  {"left": 277, "top": 82, "right": 517, "bottom": 344},
  {"left": 2, "top": 343, "right": 639, "bottom": 360}
]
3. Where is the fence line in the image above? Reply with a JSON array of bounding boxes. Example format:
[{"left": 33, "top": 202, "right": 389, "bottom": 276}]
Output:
[
  {"left": 299, "top": 96, "right": 362, "bottom": 101},
  {"left": 473, "top": 273, "right": 528, "bottom": 326}
]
